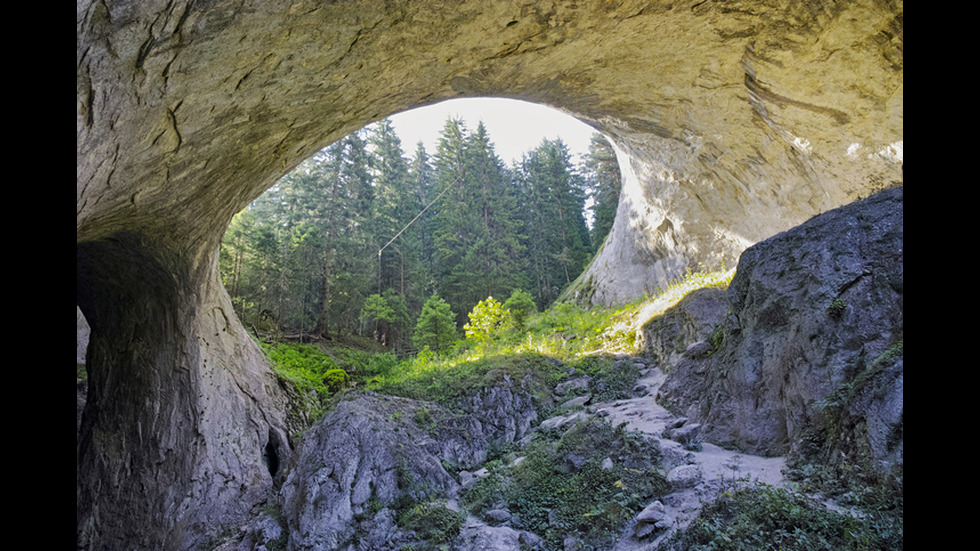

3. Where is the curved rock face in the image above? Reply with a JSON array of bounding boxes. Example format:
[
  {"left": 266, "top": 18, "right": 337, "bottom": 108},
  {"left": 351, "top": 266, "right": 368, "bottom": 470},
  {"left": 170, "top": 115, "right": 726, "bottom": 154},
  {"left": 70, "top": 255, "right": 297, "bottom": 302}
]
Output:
[
  {"left": 655, "top": 187, "right": 903, "bottom": 465},
  {"left": 76, "top": 1, "right": 902, "bottom": 548}
]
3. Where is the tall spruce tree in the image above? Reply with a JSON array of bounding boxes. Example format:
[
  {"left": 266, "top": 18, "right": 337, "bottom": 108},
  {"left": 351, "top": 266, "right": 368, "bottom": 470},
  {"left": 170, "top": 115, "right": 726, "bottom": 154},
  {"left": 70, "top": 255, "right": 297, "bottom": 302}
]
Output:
[
  {"left": 582, "top": 133, "right": 622, "bottom": 252},
  {"left": 314, "top": 130, "right": 375, "bottom": 338},
  {"left": 369, "top": 120, "right": 413, "bottom": 296},
  {"left": 431, "top": 118, "right": 526, "bottom": 323},
  {"left": 515, "top": 138, "right": 590, "bottom": 307},
  {"left": 406, "top": 141, "right": 437, "bottom": 313}
]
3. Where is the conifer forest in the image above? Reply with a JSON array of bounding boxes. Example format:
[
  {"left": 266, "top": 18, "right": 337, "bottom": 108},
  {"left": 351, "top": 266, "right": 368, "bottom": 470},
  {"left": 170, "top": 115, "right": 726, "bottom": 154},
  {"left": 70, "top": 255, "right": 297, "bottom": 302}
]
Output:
[{"left": 219, "top": 117, "right": 622, "bottom": 351}]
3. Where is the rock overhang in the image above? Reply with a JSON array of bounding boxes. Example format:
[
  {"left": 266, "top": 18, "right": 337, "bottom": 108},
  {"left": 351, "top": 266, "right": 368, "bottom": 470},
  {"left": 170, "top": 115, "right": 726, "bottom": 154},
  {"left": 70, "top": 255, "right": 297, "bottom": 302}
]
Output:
[{"left": 76, "top": 1, "right": 902, "bottom": 547}]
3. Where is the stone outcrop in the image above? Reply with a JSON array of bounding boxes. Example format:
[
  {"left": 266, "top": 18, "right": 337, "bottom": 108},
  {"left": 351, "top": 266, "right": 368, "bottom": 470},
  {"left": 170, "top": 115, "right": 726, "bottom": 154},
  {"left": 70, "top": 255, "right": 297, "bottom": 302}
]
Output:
[
  {"left": 76, "top": 1, "right": 902, "bottom": 548},
  {"left": 640, "top": 286, "right": 730, "bottom": 370},
  {"left": 278, "top": 385, "right": 539, "bottom": 551},
  {"left": 654, "top": 187, "right": 903, "bottom": 472}
]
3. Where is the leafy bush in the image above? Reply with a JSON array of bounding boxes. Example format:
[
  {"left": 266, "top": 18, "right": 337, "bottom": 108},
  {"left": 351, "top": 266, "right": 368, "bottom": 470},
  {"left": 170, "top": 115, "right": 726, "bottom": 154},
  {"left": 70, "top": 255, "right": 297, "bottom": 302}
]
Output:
[
  {"left": 321, "top": 368, "right": 350, "bottom": 393},
  {"left": 463, "top": 295, "right": 508, "bottom": 344},
  {"left": 503, "top": 288, "right": 537, "bottom": 330}
]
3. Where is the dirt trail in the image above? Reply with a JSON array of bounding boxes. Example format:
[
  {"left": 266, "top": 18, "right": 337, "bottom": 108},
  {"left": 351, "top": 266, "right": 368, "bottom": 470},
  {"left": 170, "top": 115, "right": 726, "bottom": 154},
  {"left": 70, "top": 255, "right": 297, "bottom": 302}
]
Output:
[
  {"left": 594, "top": 366, "right": 786, "bottom": 485},
  {"left": 586, "top": 365, "right": 788, "bottom": 548}
]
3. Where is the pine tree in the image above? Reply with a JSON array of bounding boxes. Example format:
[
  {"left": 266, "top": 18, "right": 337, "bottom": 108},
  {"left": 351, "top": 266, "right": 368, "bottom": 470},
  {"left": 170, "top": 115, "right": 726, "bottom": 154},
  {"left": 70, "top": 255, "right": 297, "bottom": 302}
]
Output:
[
  {"left": 406, "top": 141, "right": 437, "bottom": 313},
  {"left": 369, "top": 119, "right": 414, "bottom": 298},
  {"left": 515, "top": 138, "right": 591, "bottom": 307},
  {"left": 314, "top": 130, "right": 375, "bottom": 338},
  {"left": 431, "top": 118, "right": 527, "bottom": 323},
  {"left": 582, "top": 133, "right": 622, "bottom": 252},
  {"left": 412, "top": 294, "right": 458, "bottom": 352}
]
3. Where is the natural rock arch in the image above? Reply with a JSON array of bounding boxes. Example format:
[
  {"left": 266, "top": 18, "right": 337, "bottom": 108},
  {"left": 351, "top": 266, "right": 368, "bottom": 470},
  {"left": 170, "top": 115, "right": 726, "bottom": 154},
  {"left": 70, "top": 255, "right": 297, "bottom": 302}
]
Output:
[{"left": 76, "top": 1, "right": 902, "bottom": 548}]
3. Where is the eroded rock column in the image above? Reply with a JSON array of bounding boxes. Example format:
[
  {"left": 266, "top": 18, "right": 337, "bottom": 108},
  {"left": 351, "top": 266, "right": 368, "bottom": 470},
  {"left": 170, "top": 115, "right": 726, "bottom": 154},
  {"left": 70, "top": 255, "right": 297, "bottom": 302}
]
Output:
[{"left": 76, "top": 232, "right": 291, "bottom": 549}]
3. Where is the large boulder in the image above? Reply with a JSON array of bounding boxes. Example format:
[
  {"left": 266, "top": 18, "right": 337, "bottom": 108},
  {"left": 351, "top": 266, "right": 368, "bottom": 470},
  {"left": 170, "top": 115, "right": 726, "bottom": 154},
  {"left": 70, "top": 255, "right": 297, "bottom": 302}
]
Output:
[
  {"left": 278, "top": 380, "right": 539, "bottom": 550},
  {"left": 279, "top": 393, "right": 460, "bottom": 551},
  {"left": 655, "top": 187, "right": 903, "bottom": 472}
]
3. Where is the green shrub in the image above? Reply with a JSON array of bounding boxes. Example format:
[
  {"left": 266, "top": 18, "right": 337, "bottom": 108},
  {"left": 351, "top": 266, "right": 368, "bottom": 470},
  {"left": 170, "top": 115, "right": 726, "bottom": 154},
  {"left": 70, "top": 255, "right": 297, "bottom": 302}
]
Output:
[
  {"left": 463, "top": 295, "right": 508, "bottom": 344},
  {"left": 413, "top": 294, "right": 459, "bottom": 353},
  {"left": 321, "top": 368, "right": 350, "bottom": 393},
  {"left": 396, "top": 501, "right": 465, "bottom": 547},
  {"left": 503, "top": 288, "right": 537, "bottom": 331}
]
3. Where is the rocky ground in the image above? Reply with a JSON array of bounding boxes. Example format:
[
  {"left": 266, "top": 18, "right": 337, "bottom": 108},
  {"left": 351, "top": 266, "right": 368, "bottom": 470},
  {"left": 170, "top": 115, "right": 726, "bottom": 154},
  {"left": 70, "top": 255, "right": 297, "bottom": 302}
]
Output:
[
  {"left": 537, "top": 359, "right": 787, "bottom": 550},
  {"left": 593, "top": 361, "right": 787, "bottom": 549},
  {"left": 434, "top": 355, "right": 790, "bottom": 551}
]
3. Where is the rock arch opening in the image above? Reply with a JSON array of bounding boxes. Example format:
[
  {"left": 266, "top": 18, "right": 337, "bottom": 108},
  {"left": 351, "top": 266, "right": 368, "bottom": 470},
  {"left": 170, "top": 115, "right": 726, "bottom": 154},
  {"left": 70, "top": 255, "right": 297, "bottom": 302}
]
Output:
[
  {"left": 216, "top": 97, "right": 620, "bottom": 343},
  {"left": 77, "top": 2, "right": 901, "bottom": 548}
]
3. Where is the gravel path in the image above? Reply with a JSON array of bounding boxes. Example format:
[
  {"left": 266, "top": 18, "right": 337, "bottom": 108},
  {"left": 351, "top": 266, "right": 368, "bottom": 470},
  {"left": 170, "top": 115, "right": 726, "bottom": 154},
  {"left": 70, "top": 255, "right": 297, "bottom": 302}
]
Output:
[{"left": 585, "top": 364, "right": 789, "bottom": 549}]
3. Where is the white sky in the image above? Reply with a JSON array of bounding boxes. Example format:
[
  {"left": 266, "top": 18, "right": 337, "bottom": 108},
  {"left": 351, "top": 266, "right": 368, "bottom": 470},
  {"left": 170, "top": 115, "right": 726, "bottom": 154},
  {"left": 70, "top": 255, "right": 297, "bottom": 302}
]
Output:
[{"left": 383, "top": 97, "right": 598, "bottom": 166}]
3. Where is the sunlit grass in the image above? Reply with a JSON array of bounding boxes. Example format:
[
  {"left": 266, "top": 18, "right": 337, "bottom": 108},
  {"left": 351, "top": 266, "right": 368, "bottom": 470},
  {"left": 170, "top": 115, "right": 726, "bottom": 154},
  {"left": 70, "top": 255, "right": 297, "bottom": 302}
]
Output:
[
  {"left": 261, "top": 268, "right": 735, "bottom": 409},
  {"left": 368, "top": 267, "right": 735, "bottom": 400}
]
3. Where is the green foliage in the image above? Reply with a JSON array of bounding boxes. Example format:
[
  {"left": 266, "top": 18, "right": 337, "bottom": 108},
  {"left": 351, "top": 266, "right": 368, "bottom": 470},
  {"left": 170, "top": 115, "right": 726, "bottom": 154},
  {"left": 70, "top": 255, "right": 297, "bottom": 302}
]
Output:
[
  {"left": 463, "top": 295, "right": 507, "bottom": 344},
  {"left": 463, "top": 418, "right": 668, "bottom": 549},
  {"left": 396, "top": 501, "right": 466, "bottom": 548},
  {"left": 361, "top": 293, "right": 395, "bottom": 324},
  {"left": 826, "top": 297, "right": 847, "bottom": 319},
  {"left": 412, "top": 294, "right": 459, "bottom": 352},
  {"left": 261, "top": 342, "right": 348, "bottom": 423},
  {"left": 582, "top": 133, "right": 622, "bottom": 253},
  {"left": 668, "top": 482, "right": 902, "bottom": 550},
  {"left": 219, "top": 116, "right": 619, "bottom": 345},
  {"left": 502, "top": 288, "right": 537, "bottom": 330},
  {"left": 321, "top": 368, "right": 350, "bottom": 393},
  {"left": 371, "top": 351, "right": 563, "bottom": 407},
  {"left": 568, "top": 354, "right": 642, "bottom": 403}
]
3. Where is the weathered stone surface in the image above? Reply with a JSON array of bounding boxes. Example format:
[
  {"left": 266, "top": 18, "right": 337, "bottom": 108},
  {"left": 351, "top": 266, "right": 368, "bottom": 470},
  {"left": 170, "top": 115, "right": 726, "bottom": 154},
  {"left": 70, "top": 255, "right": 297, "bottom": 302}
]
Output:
[
  {"left": 279, "top": 393, "right": 458, "bottom": 550},
  {"left": 666, "top": 464, "right": 703, "bottom": 489},
  {"left": 555, "top": 376, "right": 591, "bottom": 396},
  {"left": 277, "top": 384, "right": 539, "bottom": 550},
  {"left": 640, "top": 287, "right": 730, "bottom": 369},
  {"left": 76, "top": 1, "right": 902, "bottom": 548},
  {"left": 656, "top": 187, "right": 903, "bottom": 466},
  {"left": 76, "top": 233, "right": 293, "bottom": 551}
]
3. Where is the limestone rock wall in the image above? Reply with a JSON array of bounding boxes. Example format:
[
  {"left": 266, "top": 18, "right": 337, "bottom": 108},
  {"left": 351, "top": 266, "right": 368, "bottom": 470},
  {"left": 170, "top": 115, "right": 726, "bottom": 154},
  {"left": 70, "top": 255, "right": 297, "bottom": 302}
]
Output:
[{"left": 654, "top": 187, "right": 903, "bottom": 468}]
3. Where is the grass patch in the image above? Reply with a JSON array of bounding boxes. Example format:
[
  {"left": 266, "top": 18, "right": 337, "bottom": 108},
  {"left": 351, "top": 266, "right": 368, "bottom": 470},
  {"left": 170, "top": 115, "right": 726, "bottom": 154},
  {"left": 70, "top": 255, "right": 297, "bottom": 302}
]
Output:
[
  {"left": 463, "top": 418, "right": 669, "bottom": 549},
  {"left": 368, "top": 351, "right": 564, "bottom": 407},
  {"left": 668, "top": 481, "right": 902, "bottom": 550}
]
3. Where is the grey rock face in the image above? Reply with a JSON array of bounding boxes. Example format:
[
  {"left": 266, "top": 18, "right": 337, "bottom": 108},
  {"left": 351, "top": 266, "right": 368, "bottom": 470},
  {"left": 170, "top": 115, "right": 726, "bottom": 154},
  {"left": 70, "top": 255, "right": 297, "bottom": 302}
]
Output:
[
  {"left": 279, "top": 384, "right": 539, "bottom": 550},
  {"left": 280, "top": 393, "right": 454, "bottom": 550},
  {"left": 656, "top": 187, "right": 903, "bottom": 472},
  {"left": 641, "top": 287, "right": 730, "bottom": 368}
]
